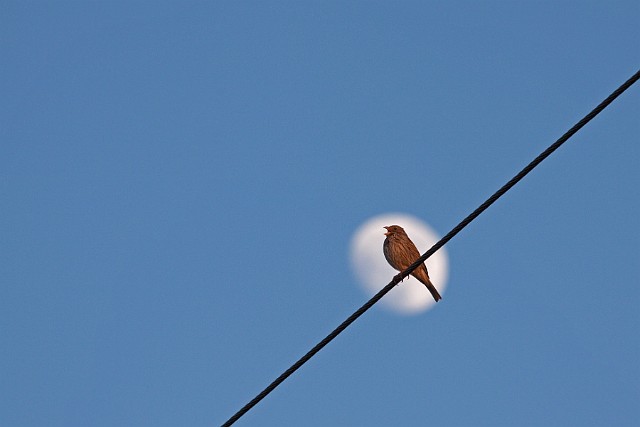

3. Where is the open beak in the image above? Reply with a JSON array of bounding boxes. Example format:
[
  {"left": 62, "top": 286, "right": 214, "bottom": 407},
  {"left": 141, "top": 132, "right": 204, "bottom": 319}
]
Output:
[{"left": 383, "top": 226, "right": 390, "bottom": 236}]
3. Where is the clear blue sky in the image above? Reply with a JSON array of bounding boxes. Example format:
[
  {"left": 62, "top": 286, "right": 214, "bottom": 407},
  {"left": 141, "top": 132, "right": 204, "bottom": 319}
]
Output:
[{"left": 2, "top": 2, "right": 638, "bottom": 426}]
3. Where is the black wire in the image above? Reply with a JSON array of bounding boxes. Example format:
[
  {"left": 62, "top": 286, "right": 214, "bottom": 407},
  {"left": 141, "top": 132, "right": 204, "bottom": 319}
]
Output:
[{"left": 221, "top": 69, "right": 640, "bottom": 427}]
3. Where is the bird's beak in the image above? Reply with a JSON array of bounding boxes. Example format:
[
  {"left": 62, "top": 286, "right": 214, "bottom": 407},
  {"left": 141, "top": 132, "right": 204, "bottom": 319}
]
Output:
[{"left": 383, "top": 226, "right": 390, "bottom": 236}]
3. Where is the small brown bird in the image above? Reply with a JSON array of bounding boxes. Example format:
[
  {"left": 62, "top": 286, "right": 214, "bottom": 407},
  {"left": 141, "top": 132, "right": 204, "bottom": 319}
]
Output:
[{"left": 383, "top": 225, "right": 442, "bottom": 302}]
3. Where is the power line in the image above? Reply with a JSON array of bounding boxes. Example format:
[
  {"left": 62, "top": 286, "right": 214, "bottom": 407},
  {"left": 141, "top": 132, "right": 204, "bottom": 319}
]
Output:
[{"left": 221, "top": 69, "right": 640, "bottom": 426}]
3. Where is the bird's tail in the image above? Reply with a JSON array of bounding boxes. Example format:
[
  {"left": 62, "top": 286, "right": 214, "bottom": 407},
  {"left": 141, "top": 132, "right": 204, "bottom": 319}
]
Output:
[
  {"left": 425, "top": 280, "right": 442, "bottom": 302},
  {"left": 415, "top": 273, "right": 442, "bottom": 302}
]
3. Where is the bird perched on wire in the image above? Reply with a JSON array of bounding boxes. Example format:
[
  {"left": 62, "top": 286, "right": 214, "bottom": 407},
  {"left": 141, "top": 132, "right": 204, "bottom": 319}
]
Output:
[{"left": 383, "top": 225, "right": 442, "bottom": 302}]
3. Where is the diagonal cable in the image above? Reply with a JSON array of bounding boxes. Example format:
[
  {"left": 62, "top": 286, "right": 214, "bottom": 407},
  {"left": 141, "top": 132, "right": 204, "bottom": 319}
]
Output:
[{"left": 221, "top": 68, "right": 640, "bottom": 427}]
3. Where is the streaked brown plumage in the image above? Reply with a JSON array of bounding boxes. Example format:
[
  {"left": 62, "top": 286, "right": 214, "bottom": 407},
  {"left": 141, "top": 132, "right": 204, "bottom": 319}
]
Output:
[{"left": 383, "top": 225, "right": 442, "bottom": 302}]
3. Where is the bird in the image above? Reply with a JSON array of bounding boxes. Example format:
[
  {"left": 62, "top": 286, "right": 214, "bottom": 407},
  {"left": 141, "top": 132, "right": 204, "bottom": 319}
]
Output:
[{"left": 383, "top": 225, "right": 442, "bottom": 302}]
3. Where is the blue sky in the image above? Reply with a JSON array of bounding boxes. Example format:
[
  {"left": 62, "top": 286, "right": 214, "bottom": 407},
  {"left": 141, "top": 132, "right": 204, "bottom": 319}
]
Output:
[{"left": 2, "top": 2, "right": 639, "bottom": 426}]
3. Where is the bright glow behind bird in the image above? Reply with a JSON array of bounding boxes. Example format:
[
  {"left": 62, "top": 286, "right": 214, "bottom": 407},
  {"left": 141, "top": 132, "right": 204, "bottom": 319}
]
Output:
[{"left": 350, "top": 213, "right": 449, "bottom": 314}]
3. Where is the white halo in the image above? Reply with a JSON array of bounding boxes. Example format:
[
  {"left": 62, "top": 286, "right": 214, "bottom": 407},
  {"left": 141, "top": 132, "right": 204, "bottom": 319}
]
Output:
[{"left": 349, "top": 213, "right": 449, "bottom": 314}]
